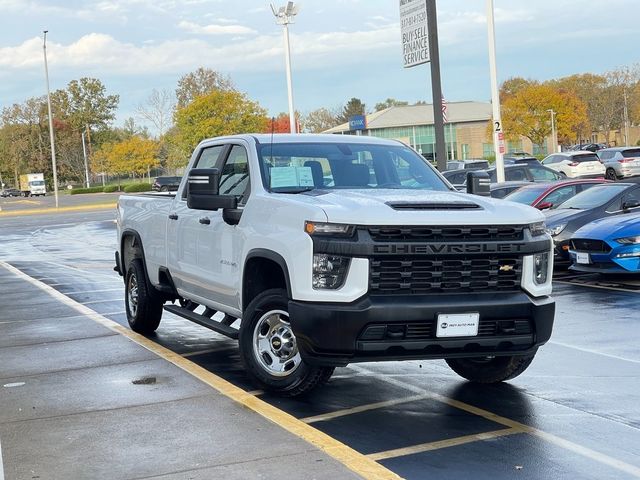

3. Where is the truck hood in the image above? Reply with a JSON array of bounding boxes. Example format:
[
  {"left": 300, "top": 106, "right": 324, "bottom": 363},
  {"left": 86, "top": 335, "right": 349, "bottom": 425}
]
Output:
[{"left": 298, "top": 189, "right": 544, "bottom": 226}]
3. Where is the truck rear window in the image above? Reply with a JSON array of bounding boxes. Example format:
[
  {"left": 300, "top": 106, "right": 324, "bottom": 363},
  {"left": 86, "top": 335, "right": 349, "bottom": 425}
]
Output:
[{"left": 257, "top": 142, "right": 450, "bottom": 193}]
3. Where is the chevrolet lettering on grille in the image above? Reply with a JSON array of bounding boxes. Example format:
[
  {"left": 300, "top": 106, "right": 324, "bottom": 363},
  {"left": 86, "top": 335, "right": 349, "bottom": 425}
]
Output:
[{"left": 372, "top": 243, "right": 526, "bottom": 255}]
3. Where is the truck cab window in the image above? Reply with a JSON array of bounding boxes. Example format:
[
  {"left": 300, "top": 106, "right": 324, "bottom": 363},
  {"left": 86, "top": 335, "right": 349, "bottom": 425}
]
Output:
[
  {"left": 219, "top": 145, "right": 250, "bottom": 204},
  {"left": 196, "top": 145, "right": 226, "bottom": 168}
]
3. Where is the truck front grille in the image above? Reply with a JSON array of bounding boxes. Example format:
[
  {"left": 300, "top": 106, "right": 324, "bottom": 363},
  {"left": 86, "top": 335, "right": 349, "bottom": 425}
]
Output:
[
  {"left": 367, "top": 225, "right": 524, "bottom": 242},
  {"left": 369, "top": 256, "right": 522, "bottom": 294}
]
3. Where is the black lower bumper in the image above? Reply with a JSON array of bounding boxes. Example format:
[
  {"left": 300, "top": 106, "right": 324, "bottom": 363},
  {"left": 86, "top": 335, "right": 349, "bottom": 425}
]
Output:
[{"left": 289, "top": 292, "right": 555, "bottom": 367}]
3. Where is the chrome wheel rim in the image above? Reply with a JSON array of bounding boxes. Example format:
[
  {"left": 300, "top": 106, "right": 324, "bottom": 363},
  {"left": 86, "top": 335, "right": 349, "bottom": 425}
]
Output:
[
  {"left": 253, "top": 309, "right": 301, "bottom": 377},
  {"left": 127, "top": 273, "right": 139, "bottom": 317}
]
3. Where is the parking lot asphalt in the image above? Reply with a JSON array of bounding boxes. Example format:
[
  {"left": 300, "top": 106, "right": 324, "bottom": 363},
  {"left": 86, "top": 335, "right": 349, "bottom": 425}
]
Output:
[{"left": 1, "top": 209, "right": 639, "bottom": 480}]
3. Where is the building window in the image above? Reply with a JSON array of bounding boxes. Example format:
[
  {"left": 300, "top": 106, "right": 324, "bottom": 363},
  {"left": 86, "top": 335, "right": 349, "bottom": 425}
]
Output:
[
  {"left": 507, "top": 140, "right": 523, "bottom": 153},
  {"left": 483, "top": 143, "right": 495, "bottom": 159},
  {"left": 462, "top": 144, "right": 470, "bottom": 159}
]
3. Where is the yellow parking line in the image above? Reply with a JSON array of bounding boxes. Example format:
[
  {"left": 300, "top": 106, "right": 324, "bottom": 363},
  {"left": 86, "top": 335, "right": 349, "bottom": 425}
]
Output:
[
  {"left": 0, "top": 202, "right": 116, "bottom": 217},
  {"left": 302, "top": 394, "right": 432, "bottom": 424},
  {"left": 368, "top": 427, "right": 523, "bottom": 461},
  {"left": 351, "top": 365, "right": 640, "bottom": 478},
  {"left": 1, "top": 262, "right": 401, "bottom": 480}
]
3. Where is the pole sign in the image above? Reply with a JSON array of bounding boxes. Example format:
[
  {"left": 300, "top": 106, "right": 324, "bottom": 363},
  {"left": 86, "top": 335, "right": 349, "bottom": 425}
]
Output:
[
  {"left": 348, "top": 115, "right": 367, "bottom": 131},
  {"left": 400, "top": 0, "right": 429, "bottom": 68}
]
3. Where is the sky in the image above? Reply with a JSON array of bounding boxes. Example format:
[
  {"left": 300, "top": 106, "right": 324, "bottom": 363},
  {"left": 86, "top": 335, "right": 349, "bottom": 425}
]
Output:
[{"left": 0, "top": 0, "right": 639, "bottom": 133}]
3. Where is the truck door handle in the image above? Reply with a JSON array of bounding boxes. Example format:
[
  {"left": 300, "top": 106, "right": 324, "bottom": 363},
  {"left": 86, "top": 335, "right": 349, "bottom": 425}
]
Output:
[
  {"left": 199, "top": 217, "right": 211, "bottom": 225},
  {"left": 168, "top": 213, "right": 178, "bottom": 220}
]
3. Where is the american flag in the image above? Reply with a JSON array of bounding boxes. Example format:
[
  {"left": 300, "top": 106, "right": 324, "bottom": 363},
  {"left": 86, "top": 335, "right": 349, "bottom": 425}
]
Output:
[{"left": 441, "top": 95, "right": 448, "bottom": 123}]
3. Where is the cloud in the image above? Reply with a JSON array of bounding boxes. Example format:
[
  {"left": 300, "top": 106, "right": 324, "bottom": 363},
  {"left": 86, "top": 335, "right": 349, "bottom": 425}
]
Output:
[{"left": 178, "top": 20, "right": 257, "bottom": 35}]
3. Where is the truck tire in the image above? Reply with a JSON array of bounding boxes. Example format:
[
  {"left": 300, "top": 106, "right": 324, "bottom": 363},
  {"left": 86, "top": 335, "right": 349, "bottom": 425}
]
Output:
[
  {"left": 445, "top": 354, "right": 535, "bottom": 383},
  {"left": 125, "top": 258, "right": 163, "bottom": 334},
  {"left": 239, "top": 288, "right": 334, "bottom": 396}
]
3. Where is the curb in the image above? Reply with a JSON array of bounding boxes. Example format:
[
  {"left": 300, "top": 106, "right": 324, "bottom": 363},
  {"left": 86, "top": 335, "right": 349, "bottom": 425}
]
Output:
[{"left": 0, "top": 202, "right": 117, "bottom": 217}]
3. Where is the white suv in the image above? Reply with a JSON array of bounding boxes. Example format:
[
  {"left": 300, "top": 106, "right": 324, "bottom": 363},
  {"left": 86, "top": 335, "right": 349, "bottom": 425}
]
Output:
[{"left": 541, "top": 151, "right": 605, "bottom": 178}]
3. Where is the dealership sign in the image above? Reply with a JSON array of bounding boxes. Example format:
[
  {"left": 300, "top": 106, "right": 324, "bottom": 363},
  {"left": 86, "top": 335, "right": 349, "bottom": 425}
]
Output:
[
  {"left": 400, "top": 0, "right": 429, "bottom": 68},
  {"left": 349, "top": 115, "right": 367, "bottom": 131}
]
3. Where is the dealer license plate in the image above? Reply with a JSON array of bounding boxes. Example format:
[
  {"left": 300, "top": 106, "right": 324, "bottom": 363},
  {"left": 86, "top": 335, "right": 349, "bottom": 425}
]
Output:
[
  {"left": 576, "top": 252, "right": 590, "bottom": 264},
  {"left": 436, "top": 313, "right": 479, "bottom": 338}
]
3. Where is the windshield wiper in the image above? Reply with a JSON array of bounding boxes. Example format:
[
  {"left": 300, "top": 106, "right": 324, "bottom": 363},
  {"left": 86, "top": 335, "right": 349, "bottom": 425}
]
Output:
[{"left": 271, "top": 186, "right": 316, "bottom": 194}]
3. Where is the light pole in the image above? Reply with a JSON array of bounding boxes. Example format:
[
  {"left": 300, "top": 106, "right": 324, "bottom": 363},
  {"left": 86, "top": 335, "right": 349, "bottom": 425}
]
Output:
[
  {"left": 81, "top": 127, "right": 90, "bottom": 188},
  {"left": 623, "top": 90, "right": 630, "bottom": 147},
  {"left": 271, "top": 2, "right": 299, "bottom": 134},
  {"left": 486, "top": 0, "right": 505, "bottom": 182},
  {"left": 43, "top": 30, "right": 59, "bottom": 208},
  {"left": 547, "top": 109, "right": 557, "bottom": 153}
]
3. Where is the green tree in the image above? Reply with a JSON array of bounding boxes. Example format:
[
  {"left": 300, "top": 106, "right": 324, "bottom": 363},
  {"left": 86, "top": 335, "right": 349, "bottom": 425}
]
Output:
[
  {"left": 175, "top": 67, "right": 235, "bottom": 109},
  {"left": 502, "top": 84, "right": 588, "bottom": 147},
  {"left": 337, "top": 98, "right": 365, "bottom": 123},
  {"left": 374, "top": 98, "right": 409, "bottom": 112},
  {"left": 52, "top": 77, "right": 119, "bottom": 131},
  {"left": 171, "top": 90, "right": 268, "bottom": 161}
]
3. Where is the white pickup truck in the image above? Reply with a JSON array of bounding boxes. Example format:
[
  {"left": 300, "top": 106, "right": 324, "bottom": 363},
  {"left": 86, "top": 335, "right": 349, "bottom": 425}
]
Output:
[{"left": 116, "top": 134, "right": 555, "bottom": 396}]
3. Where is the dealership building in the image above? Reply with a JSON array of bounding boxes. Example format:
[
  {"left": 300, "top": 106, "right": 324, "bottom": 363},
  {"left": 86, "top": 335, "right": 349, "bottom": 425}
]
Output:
[{"left": 324, "top": 102, "right": 542, "bottom": 160}]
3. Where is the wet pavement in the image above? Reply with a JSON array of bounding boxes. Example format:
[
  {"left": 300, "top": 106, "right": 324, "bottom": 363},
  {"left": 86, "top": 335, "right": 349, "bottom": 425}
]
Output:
[{"left": 1, "top": 209, "right": 639, "bottom": 479}]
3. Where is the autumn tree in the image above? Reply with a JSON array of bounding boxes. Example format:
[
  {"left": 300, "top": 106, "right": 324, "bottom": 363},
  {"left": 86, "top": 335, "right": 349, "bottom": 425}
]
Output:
[
  {"left": 337, "top": 98, "right": 365, "bottom": 123},
  {"left": 500, "top": 77, "right": 536, "bottom": 101},
  {"left": 170, "top": 90, "right": 268, "bottom": 164},
  {"left": 99, "top": 136, "right": 159, "bottom": 177},
  {"left": 374, "top": 98, "right": 409, "bottom": 111},
  {"left": 502, "top": 84, "right": 588, "bottom": 147},
  {"left": 175, "top": 67, "right": 235, "bottom": 109},
  {"left": 301, "top": 107, "right": 340, "bottom": 133}
]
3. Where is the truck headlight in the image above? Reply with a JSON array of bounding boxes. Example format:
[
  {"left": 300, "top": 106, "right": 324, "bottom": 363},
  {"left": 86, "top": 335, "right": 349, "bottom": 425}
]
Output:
[
  {"left": 305, "top": 221, "right": 355, "bottom": 237},
  {"left": 615, "top": 235, "right": 640, "bottom": 245},
  {"left": 533, "top": 252, "right": 549, "bottom": 285},
  {"left": 312, "top": 254, "right": 350, "bottom": 289},
  {"left": 545, "top": 223, "right": 566, "bottom": 237},
  {"left": 529, "top": 221, "right": 546, "bottom": 237}
]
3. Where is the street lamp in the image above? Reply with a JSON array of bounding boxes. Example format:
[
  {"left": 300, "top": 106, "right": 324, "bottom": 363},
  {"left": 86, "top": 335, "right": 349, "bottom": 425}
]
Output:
[
  {"left": 271, "top": 2, "right": 299, "bottom": 134},
  {"left": 547, "top": 109, "right": 557, "bottom": 154},
  {"left": 43, "top": 30, "right": 59, "bottom": 208},
  {"left": 486, "top": 0, "right": 505, "bottom": 182}
]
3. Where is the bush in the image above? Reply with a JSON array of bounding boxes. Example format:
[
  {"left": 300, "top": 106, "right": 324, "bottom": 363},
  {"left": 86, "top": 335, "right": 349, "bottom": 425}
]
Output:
[
  {"left": 102, "top": 185, "right": 119, "bottom": 193},
  {"left": 123, "top": 183, "right": 152, "bottom": 193},
  {"left": 69, "top": 186, "right": 106, "bottom": 195}
]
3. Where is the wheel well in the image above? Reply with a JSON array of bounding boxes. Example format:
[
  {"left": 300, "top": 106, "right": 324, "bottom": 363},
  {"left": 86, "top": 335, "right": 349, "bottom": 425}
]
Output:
[
  {"left": 121, "top": 232, "right": 144, "bottom": 276},
  {"left": 243, "top": 257, "right": 288, "bottom": 310}
]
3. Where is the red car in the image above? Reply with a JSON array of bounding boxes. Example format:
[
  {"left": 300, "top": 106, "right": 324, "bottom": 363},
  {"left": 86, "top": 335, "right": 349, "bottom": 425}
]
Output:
[{"left": 503, "top": 179, "right": 610, "bottom": 210}]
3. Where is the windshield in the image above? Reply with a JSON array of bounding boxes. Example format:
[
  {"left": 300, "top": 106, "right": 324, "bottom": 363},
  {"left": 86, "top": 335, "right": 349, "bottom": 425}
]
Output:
[
  {"left": 30, "top": 180, "right": 45, "bottom": 186},
  {"left": 622, "top": 148, "right": 640, "bottom": 158},
  {"left": 504, "top": 186, "right": 546, "bottom": 204},
  {"left": 555, "top": 185, "right": 627, "bottom": 210},
  {"left": 572, "top": 154, "right": 599, "bottom": 162},
  {"left": 257, "top": 142, "right": 451, "bottom": 193}
]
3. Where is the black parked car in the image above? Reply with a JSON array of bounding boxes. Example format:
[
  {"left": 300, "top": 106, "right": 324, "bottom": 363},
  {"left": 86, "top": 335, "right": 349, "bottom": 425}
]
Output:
[
  {"left": 486, "top": 164, "right": 563, "bottom": 183},
  {"left": 152, "top": 176, "right": 181, "bottom": 192},
  {"left": 544, "top": 182, "right": 640, "bottom": 263},
  {"left": 0, "top": 188, "right": 21, "bottom": 197}
]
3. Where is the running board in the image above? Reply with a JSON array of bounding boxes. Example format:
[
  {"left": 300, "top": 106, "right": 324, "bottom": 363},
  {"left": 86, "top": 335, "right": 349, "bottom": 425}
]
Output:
[{"left": 164, "top": 304, "right": 239, "bottom": 340}]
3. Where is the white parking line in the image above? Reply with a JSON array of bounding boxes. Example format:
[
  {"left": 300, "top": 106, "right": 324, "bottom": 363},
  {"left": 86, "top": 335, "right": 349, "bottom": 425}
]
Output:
[
  {"left": 550, "top": 340, "right": 640, "bottom": 365},
  {"left": 64, "top": 288, "right": 122, "bottom": 295}
]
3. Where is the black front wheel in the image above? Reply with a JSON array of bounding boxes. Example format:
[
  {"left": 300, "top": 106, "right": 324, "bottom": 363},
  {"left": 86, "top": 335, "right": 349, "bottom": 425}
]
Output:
[
  {"left": 606, "top": 168, "right": 618, "bottom": 181},
  {"left": 446, "top": 354, "right": 536, "bottom": 383},
  {"left": 239, "top": 289, "right": 333, "bottom": 396},
  {"left": 125, "top": 258, "right": 163, "bottom": 334}
]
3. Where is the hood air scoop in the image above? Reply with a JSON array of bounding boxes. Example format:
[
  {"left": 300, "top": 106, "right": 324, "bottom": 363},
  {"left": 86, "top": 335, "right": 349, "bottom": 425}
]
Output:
[{"left": 386, "top": 201, "right": 482, "bottom": 211}]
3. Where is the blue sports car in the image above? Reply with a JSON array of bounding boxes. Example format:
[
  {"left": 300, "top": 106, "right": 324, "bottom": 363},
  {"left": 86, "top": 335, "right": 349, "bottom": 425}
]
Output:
[{"left": 568, "top": 213, "right": 640, "bottom": 273}]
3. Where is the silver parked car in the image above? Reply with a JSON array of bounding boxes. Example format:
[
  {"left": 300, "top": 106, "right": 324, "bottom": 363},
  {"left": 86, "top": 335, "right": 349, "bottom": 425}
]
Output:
[{"left": 598, "top": 147, "right": 640, "bottom": 180}]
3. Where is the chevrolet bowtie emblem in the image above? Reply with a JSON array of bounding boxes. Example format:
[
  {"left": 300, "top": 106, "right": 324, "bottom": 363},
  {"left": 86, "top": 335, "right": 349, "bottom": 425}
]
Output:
[{"left": 499, "top": 264, "right": 514, "bottom": 272}]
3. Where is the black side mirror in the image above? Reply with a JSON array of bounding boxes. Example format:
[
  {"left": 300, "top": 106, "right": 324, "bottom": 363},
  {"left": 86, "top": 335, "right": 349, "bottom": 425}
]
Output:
[
  {"left": 466, "top": 171, "right": 490, "bottom": 197},
  {"left": 622, "top": 199, "right": 640, "bottom": 212},
  {"left": 187, "top": 168, "right": 237, "bottom": 211}
]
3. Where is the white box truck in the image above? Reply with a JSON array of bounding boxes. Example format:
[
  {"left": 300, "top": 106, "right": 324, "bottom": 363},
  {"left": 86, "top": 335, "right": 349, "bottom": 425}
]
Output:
[{"left": 19, "top": 173, "right": 46, "bottom": 197}]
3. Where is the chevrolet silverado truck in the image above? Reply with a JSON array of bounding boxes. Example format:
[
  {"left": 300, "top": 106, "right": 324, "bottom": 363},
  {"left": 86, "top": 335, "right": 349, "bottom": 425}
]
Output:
[{"left": 116, "top": 134, "right": 555, "bottom": 396}]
